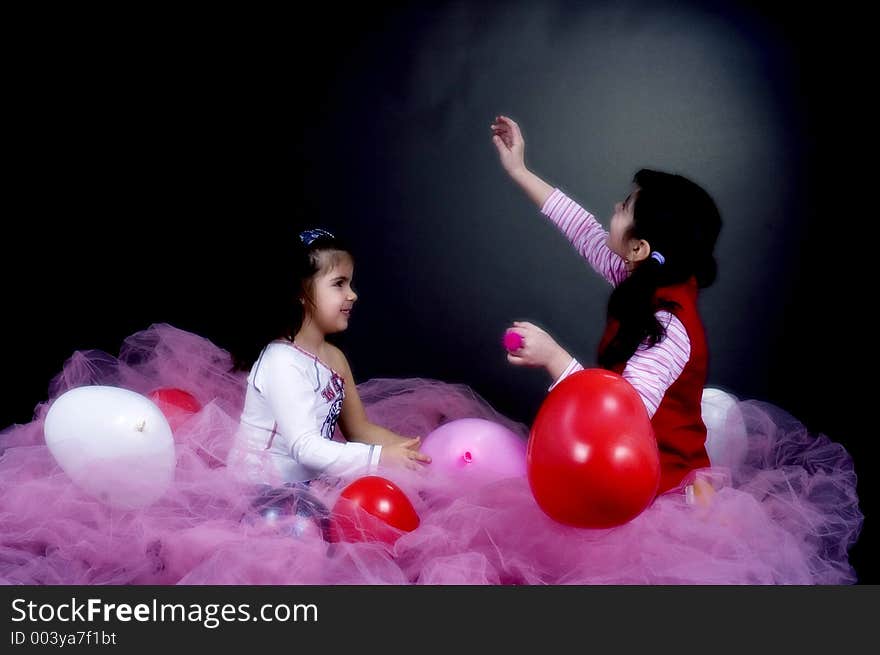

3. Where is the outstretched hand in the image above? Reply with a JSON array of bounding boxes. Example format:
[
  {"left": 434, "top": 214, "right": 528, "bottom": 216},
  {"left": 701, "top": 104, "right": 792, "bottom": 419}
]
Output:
[
  {"left": 491, "top": 115, "right": 526, "bottom": 176},
  {"left": 380, "top": 436, "right": 432, "bottom": 471}
]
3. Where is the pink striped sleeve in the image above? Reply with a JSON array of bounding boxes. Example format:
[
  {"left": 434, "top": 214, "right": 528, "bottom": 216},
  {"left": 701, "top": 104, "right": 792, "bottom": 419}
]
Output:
[
  {"left": 541, "top": 188, "right": 628, "bottom": 286},
  {"left": 547, "top": 312, "right": 691, "bottom": 418},
  {"left": 548, "top": 357, "right": 585, "bottom": 392},
  {"left": 622, "top": 311, "right": 690, "bottom": 417}
]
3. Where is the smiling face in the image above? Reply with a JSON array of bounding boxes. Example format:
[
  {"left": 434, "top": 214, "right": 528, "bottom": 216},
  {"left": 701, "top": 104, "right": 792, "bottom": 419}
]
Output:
[{"left": 301, "top": 250, "right": 358, "bottom": 335}]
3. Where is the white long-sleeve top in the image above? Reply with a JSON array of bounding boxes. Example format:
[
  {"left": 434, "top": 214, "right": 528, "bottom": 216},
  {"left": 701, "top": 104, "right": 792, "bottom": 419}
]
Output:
[{"left": 229, "top": 341, "right": 381, "bottom": 485}]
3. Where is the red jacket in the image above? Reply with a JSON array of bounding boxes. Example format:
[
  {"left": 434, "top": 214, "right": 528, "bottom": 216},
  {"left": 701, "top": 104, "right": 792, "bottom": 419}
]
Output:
[{"left": 598, "top": 277, "right": 710, "bottom": 494}]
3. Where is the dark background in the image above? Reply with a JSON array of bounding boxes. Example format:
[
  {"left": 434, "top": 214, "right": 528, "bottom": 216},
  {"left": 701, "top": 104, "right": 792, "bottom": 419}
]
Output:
[{"left": 4, "top": 1, "right": 875, "bottom": 582}]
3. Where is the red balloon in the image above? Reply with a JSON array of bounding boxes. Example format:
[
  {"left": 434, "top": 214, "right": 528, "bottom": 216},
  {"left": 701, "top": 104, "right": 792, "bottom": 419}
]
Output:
[
  {"left": 329, "top": 475, "right": 420, "bottom": 545},
  {"left": 148, "top": 387, "right": 202, "bottom": 432},
  {"left": 527, "top": 369, "right": 660, "bottom": 528}
]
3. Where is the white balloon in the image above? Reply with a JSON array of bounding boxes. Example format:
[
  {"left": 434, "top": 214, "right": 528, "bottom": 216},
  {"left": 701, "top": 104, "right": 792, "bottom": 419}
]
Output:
[
  {"left": 43, "top": 385, "right": 176, "bottom": 509},
  {"left": 701, "top": 387, "right": 748, "bottom": 470}
]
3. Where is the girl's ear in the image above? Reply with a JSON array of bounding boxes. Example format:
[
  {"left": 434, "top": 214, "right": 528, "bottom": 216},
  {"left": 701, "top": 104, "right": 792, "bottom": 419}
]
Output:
[{"left": 629, "top": 238, "right": 652, "bottom": 264}]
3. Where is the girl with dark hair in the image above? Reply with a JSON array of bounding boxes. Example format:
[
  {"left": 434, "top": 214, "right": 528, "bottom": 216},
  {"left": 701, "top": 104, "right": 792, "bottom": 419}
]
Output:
[
  {"left": 492, "top": 115, "right": 721, "bottom": 494},
  {"left": 228, "top": 228, "right": 431, "bottom": 487},
  {"left": 478, "top": 114, "right": 860, "bottom": 584}
]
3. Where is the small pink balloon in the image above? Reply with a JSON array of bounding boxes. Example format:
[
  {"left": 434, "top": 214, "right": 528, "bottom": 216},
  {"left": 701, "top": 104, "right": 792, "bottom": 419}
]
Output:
[
  {"left": 421, "top": 418, "right": 527, "bottom": 481},
  {"left": 503, "top": 330, "right": 524, "bottom": 352}
]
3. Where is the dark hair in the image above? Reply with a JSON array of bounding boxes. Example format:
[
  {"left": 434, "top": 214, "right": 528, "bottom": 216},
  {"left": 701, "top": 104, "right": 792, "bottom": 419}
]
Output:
[
  {"left": 230, "top": 228, "right": 353, "bottom": 371},
  {"left": 598, "top": 169, "right": 722, "bottom": 369}
]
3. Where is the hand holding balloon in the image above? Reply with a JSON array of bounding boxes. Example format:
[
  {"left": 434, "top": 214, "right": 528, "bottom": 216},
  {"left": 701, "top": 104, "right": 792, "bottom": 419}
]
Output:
[
  {"left": 379, "top": 437, "right": 432, "bottom": 471},
  {"left": 505, "top": 322, "right": 572, "bottom": 377},
  {"left": 503, "top": 329, "right": 524, "bottom": 352}
]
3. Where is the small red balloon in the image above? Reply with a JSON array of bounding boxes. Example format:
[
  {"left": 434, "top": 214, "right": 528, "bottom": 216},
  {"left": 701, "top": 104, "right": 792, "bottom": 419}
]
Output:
[
  {"left": 527, "top": 369, "right": 660, "bottom": 528},
  {"left": 329, "top": 475, "right": 420, "bottom": 545},
  {"left": 148, "top": 387, "right": 202, "bottom": 432}
]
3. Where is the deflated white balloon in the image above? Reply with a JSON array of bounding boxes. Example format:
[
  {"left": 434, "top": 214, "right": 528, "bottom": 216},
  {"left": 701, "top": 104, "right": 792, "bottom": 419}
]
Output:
[{"left": 44, "top": 385, "right": 175, "bottom": 509}]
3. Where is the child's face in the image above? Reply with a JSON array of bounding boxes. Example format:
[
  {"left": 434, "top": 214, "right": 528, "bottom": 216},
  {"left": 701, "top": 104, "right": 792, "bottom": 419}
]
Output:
[
  {"left": 303, "top": 252, "right": 358, "bottom": 335},
  {"left": 608, "top": 188, "right": 639, "bottom": 259}
]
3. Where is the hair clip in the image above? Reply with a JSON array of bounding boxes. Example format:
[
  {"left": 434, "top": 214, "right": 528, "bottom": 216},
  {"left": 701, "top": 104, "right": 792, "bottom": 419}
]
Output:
[
  {"left": 299, "top": 228, "right": 335, "bottom": 246},
  {"left": 650, "top": 251, "right": 666, "bottom": 265}
]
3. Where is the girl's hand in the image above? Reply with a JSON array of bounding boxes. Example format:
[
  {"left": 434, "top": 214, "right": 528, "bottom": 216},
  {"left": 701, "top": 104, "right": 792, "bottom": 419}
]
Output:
[
  {"left": 379, "top": 437, "right": 432, "bottom": 471},
  {"left": 491, "top": 115, "right": 527, "bottom": 177},
  {"left": 505, "top": 321, "right": 570, "bottom": 372}
]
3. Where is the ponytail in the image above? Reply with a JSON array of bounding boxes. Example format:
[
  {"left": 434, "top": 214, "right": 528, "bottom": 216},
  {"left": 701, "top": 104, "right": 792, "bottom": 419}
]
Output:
[
  {"left": 598, "top": 169, "right": 721, "bottom": 369},
  {"left": 599, "top": 255, "right": 677, "bottom": 368}
]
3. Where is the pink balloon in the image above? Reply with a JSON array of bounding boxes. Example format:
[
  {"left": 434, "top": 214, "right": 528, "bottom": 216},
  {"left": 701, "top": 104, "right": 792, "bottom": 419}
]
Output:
[
  {"left": 421, "top": 418, "right": 527, "bottom": 481},
  {"left": 503, "top": 330, "right": 524, "bottom": 352}
]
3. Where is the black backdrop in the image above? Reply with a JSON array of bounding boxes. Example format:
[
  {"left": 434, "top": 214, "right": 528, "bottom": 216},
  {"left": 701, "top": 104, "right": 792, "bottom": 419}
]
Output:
[{"left": 4, "top": 1, "right": 875, "bottom": 582}]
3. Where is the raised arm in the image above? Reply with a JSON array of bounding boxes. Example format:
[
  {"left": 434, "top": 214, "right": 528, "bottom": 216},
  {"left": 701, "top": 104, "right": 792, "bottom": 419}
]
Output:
[
  {"left": 492, "top": 115, "right": 626, "bottom": 286},
  {"left": 541, "top": 189, "right": 627, "bottom": 286}
]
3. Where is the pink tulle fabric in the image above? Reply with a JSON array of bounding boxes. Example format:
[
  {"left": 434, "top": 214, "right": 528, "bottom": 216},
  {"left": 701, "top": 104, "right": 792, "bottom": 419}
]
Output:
[{"left": 0, "top": 324, "right": 862, "bottom": 584}]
